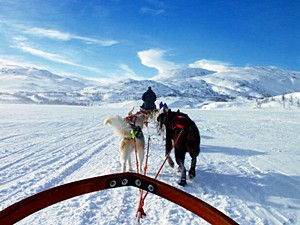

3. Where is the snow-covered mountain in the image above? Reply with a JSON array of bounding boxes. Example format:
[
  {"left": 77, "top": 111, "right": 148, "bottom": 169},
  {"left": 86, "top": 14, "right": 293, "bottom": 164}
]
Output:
[
  {"left": 0, "top": 65, "right": 299, "bottom": 108},
  {"left": 200, "top": 66, "right": 300, "bottom": 98}
]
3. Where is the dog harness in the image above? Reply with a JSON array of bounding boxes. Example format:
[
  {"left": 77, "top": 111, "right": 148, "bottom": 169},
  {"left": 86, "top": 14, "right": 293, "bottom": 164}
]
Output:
[
  {"left": 125, "top": 115, "right": 138, "bottom": 126},
  {"left": 172, "top": 115, "right": 189, "bottom": 130},
  {"left": 124, "top": 115, "right": 144, "bottom": 139},
  {"left": 130, "top": 125, "right": 142, "bottom": 139}
]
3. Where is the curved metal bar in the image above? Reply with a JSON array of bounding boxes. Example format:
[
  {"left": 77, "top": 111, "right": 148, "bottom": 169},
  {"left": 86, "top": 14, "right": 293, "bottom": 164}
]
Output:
[{"left": 0, "top": 173, "right": 238, "bottom": 225}]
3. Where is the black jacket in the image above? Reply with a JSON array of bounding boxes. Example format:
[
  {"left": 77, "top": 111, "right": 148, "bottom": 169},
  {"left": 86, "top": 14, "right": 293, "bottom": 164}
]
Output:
[{"left": 142, "top": 89, "right": 157, "bottom": 110}]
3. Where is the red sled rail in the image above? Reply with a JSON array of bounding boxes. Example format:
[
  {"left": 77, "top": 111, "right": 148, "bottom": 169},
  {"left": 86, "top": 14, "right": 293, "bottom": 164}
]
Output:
[{"left": 0, "top": 173, "right": 238, "bottom": 225}]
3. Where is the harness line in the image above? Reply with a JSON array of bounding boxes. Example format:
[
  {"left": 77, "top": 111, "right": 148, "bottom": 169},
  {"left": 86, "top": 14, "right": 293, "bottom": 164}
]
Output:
[
  {"left": 136, "top": 127, "right": 185, "bottom": 221},
  {"left": 126, "top": 111, "right": 190, "bottom": 224},
  {"left": 136, "top": 118, "right": 151, "bottom": 224},
  {"left": 143, "top": 118, "right": 150, "bottom": 175},
  {"left": 131, "top": 134, "right": 145, "bottom": 225}
]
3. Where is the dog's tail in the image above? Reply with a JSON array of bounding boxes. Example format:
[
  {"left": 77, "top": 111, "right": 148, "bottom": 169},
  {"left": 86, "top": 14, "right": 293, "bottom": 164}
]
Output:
[{"left": 104, "top": 115, "right": 132, "bottom": 138}]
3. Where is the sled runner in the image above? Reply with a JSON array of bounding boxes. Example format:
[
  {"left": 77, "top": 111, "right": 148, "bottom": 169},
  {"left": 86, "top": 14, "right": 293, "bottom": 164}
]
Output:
[{"left": 0, "top": 173, "right": 238, "bottom": 225}]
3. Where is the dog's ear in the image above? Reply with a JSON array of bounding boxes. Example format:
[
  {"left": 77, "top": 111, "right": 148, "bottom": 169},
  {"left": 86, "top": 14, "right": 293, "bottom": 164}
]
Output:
[{"left": 128, "top": 107, "right": 134, "bottom": 116}]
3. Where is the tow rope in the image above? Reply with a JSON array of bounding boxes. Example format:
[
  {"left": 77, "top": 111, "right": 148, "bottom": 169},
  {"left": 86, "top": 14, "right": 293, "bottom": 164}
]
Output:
[
  {"left": 143, "top": 118, "right": 150, "bottom": 174},
  {"left": 134, "top": 117, "right": 152, "bottom": 224},
  {"left": 136, "top": 127, "right": 185, "bottom": 224},
  {"left": 133, "top": 113, "right": 186, "bottom": 224}
]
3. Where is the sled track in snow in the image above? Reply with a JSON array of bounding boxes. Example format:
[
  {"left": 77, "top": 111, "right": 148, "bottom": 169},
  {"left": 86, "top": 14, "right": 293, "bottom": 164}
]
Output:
[{"left": 1, "top": 105, "right": 300, "bottom": 224}]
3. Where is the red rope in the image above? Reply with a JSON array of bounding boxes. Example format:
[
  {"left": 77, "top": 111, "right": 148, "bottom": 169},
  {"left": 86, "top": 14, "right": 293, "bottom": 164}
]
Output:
[
  {"left": 136, "top": 132, "right": 151, "bottom": 220},
  {"left": 143, "top": 135, "right": 151, "bottom": 175},
  {"left": 136, "top": 128, "right": 184, "bottom": 219},
  {"left": 155, "top": 129, "right": 184, "bottom": 179},
  {"left": 132, "top": 136, "right": 145, "bottom": 223}
]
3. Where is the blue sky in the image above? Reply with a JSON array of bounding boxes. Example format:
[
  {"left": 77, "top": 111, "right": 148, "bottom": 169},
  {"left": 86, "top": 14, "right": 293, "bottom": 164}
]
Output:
[{"left": 0, "top": 0, "right": 299, "bottom": 79}]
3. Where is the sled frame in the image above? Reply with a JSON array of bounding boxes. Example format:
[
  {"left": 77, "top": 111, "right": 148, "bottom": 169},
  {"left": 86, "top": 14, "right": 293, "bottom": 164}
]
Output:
[{"left": 0, "top": 173, "right": 238, "bottom": 225}]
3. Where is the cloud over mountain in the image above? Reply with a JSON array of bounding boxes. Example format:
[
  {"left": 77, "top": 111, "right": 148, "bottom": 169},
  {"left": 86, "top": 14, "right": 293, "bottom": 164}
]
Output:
[
  {"left": 189, "top": 59, "right": 231, "bottom": 72},
  {"left": 137, "top": 49, "right": 180, "bottom": 74}
]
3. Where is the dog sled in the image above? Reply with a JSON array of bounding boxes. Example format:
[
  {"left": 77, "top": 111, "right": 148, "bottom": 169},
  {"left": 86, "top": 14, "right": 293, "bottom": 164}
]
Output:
[{"left": 0, "top": 172, "right": 238, "bottom": 225}]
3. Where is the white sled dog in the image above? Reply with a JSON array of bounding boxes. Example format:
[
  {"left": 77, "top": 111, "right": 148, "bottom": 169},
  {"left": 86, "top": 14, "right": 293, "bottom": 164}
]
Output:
[{"left": 104, "top": 115, "right": 145, "bottom": 173}]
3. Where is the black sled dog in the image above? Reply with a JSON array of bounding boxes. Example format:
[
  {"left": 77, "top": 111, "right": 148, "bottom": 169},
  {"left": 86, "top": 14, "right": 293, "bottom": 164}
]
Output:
[{"left": 157, "top": 109, "right": 200, "bottom": 186}]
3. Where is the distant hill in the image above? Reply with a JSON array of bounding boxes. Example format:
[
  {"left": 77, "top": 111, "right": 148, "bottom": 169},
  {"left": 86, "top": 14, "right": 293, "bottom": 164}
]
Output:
[{"left": 0, "top": 65, "right": 299, "bottom": 108}]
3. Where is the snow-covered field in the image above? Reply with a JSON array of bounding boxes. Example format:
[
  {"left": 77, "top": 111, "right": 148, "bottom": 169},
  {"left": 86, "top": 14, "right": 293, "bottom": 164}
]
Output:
[{"left": 0, "top": 104, "right": 299, "bottom": 225}]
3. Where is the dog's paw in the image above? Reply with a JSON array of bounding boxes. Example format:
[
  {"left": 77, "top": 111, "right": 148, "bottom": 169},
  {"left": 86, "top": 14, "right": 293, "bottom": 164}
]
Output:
[
  {"left": 188, "top": 170, "right": 196, "bottom": 179},
  {"left": 189, "top": 174, "right": 195, "bottom": 180},
  {"left": 178, "top": 179, "right": 187, "bottom": 186}
]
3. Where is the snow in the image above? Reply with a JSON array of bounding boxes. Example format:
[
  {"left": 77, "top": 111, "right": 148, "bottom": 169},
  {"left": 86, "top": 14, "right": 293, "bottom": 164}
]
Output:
[
  {"left": 1, "top": 65, "right": 300, "bottom": 107},
  {"left": 1, "top": 104, "right": 299, "bottom": 225}
]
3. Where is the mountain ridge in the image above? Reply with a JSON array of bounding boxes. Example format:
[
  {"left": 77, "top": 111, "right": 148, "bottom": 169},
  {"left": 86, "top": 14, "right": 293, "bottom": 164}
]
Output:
[{"left": 1, "top": 65, "right": 299, "bottom": 108}]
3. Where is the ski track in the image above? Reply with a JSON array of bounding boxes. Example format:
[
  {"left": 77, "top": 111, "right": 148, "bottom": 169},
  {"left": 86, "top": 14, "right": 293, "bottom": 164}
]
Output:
[{"left": 0, "top": 104, "right": 299, "bottom": 225}]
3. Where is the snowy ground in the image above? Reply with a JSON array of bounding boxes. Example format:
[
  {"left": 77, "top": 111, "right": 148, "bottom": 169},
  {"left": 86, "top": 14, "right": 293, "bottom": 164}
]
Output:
[{"left": 0, "top": 104, "right": 299, "bottom": 225}]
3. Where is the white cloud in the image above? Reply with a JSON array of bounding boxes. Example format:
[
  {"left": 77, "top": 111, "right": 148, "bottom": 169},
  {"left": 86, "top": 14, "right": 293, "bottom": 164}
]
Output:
[
  {"left": 13, "top": 43, "right": 103, "bottom": 74},
  {"left": 141, "top": 7, "right": 165, "bottom": 15},
  {"left": 137, "top": 49, "right": 180, "bottom": 74},
  {"left": 24, "top": 27, "right": 119, "bottom": 46},
  {"left": 141, "top": 0, "right": 165, "bottom": 15},
  {"left": 0, "top": 56, "right": 38, "bottom": 69},
  {"left": 73, "top": 35, "right": 119, "bottom": 46},
  {"left": 189, "top": 59, "right": 231, "bottom": 72},
  {"left": 13, "top": 36, "right": 28, "bottom": 42},
  {"left": 25, "top": 28, "right": 71, "bottom": 40}
]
